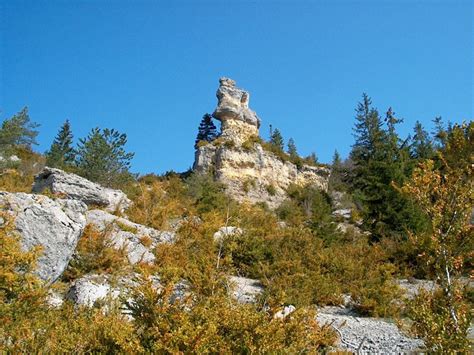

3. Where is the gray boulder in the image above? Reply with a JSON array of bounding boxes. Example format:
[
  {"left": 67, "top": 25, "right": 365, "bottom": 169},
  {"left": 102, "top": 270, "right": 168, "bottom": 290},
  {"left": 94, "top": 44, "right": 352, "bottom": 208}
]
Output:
[
  {"left": 227, "top": 276, "right": 264, "bottom": 304},
  {"left": 66, "top": 274, "right": 121, "bottom": 307},
  {"left": 32, "top": 167, "right": 131, "bottom": 213},
  {"left": 86, "top": 209, "right": 175, "bottom": 264},
  {"left": 66, "top": 273, "right": 189, "bottom": 308},
  {"left": 0, "top": 192, "right": 87, "bottom": 281}
]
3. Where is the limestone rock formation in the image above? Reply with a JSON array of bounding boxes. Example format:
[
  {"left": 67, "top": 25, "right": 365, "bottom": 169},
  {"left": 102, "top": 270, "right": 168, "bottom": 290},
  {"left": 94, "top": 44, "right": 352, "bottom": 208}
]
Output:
[
  {"left": 213, "top": 77, "right": 260, "bottom": 145},
  {"left": 86, "top": 209, "right": 175, "bottom": 264},
  {"left": 32, "top": 167, "right": 131, "bottom": 213},
  {"left": 0, "top": 192, "right": 87, "bottom": 281},
  {"left": 194, "top": 78, "right": 330, "bottom": 208}
]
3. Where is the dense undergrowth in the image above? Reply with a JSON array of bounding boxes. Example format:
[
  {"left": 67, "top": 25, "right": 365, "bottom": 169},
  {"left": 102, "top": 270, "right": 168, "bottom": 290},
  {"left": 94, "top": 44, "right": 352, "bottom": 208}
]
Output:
[{"left": 0, "top": 105, "right": 472, "bottom": 352}]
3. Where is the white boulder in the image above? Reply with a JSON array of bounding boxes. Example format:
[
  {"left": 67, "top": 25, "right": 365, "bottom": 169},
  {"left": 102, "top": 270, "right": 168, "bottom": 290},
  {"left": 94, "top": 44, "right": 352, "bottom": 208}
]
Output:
[
  {"left": 86, "top": 209, "right": 175, "bottom": 264},
  {"left": 0, "top": 192, "right": 87, "bottom": 281}
]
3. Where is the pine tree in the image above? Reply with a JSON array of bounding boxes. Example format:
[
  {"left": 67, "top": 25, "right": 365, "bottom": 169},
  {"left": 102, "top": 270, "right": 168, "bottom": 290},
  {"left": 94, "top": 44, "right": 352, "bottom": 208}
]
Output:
[
  {"left": 270, "top": 128, "right": 284, "bottom": 152},
  {"left": 411, "top": 121, "right": 434, "bottom": 159},
  {"left": 287, "top": 138, "right": 298, "bottom": 158},
  {"left": 195, "top": 114, "right": 218, "bottom": 149},
  {"left": 46, "top": 120, "right": 75, "bottom": 169},
  {"left": 0, "top": 107, "right": 40, "bottom": 150},
  {"left": 76, "top": 128, "right": 134, "bottom": 188}
]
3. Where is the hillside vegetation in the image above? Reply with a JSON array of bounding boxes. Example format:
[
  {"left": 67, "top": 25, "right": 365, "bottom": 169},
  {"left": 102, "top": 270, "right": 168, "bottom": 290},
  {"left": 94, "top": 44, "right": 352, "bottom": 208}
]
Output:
[{"left": 0, "top": 98, "right": 472, "bottom": 353}]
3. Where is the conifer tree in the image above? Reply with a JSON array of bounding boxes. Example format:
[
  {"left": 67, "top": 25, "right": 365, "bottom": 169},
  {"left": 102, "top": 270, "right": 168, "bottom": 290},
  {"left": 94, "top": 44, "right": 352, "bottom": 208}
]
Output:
[
  {"left": 287, "top": 138, "right": 298, "bottom": 158},
  {"left": 0, "top": 107, "right": 40, "bottom": 150},
  {"left": 46, "top": 120, "right": 75, "bottom": 169},
  {"left": 332, "top": 150, "right": 341, "bottom": 167},
  {"left": 308, "top": 152, "right": 318, "bottom": 164},
  {"left": 350, "top": 94, "right": 385, "bottom": 164},
  {"left": 270, "top": 128, "right": 284, "bottom": 152},
  {"left": 349, "top": 96, "right": 427, "bottom": 238},
  {"left": 411, "top": 121, "right": 434, "bottom": 159},
  {"left": 195, "top": 114, "right": 217, "bottom": 149},
  {"left": 76, "top": 128, "right": 134, "bottom": 188},
  {"left": 432, "top": 116, "right": 447, "bottom": 148},
  {"left": 329, "top": 150, "right": 345, "bottom": 190}
]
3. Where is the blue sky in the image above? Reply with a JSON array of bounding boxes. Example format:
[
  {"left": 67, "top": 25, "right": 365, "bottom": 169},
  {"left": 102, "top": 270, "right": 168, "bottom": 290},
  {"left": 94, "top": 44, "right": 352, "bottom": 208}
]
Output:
[{"left": 1, "top": 0, "right": 472, "bottom": 174}]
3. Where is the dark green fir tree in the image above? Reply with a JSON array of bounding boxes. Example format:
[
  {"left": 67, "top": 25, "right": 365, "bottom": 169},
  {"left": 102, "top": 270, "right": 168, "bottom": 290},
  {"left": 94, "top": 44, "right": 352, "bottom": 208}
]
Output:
[
  {"left": 46, "top": 120, "right": 75, "bottom": 169},
  {"left": 195, "top": 114, "right": 218, "bottom": 149}
]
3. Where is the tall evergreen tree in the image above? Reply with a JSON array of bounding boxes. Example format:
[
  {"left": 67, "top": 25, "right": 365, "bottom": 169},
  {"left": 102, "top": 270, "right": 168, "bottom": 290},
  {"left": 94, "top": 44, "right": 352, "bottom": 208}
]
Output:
[
  {"left": 349, "top": 96, "right": 427, "bottom": 238},
  {"left": 195, "top": 114, "right": 217, "bottom": 148},
  {"left": 350, "top": 94, "right": 385, "bottom": 164},
  {"left": 76, "top": 128, "right": 134, "bottom": 188},
  {"left": 329, "top": 150, "right": 346, "bottom": 191},
  {"left": 411, "top": 121, "right": 434, "bottom": 159},
  {"left": 0, "top": 107, "right": 40, "bottom": 150},
  {"left": 287, "top": 138, "right": 298, "bottom": 158},
  {"left": 46, "top": 120, "right": 75, "bottom": 169},
  {"left": 432, "top": 116, "right": 447, "bottom": 149},
  {"left": 270, "top": 128, "right": 284, "bottom": 152}
]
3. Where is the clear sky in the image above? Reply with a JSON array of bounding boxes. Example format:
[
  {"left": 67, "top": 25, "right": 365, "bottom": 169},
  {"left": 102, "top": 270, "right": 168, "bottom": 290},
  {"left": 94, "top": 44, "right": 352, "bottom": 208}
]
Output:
[{"left": 1, "top": 0, "right": 472, "bottom": 174}]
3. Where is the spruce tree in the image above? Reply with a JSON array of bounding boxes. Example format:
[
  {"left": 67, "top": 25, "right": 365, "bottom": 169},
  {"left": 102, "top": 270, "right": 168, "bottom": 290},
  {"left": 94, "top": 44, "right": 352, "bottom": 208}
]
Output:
[
  {"left": 411, "top": 121, "right": 434, "bottom": 159},
  {"left": 76, "top": 128, "right": 134, "bottom": 188},
  {"left": 46, "top": 120, "right": 75, "bottom": 169},
  {"left": 270, "top": 128, "right": 284, "bottom": 152},
  {"left": 287, "top": 138, "right": 298, "bottom": 158},
  {"left": 329, "top": 150, "right": 345, "bottom": 190},
  {"left": 195, "top": 114, "right": 217, "bottom": 149},
  {"left": 349, "top": 96, "right": 427, "bottom": 238},
  {"left": 350, "top": 94, "right": 385, "bottom": 164}
]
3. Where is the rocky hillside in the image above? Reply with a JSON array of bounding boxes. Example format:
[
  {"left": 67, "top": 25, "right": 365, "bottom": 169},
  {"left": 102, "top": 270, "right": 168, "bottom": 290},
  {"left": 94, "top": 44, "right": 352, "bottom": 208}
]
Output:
[
  {"left": 1, "top": 78, "right": 472, "bottom": 353},
  {"left": 1, "top": 166, "right": 436, "bottom": 353},
  {"left": 194, "top": 78, "right": 330, "bottom": 208}
]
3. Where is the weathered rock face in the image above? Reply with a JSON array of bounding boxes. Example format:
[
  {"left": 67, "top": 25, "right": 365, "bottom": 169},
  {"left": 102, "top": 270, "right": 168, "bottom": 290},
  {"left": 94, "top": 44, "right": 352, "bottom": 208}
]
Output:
[
  {"left": 194, "top": 78, "right": 330, "bottom": 209},
  {"left": 32, "top": 167, "right": 131, "bottom": 213},
  {"left": 213, "top": 77, "right": 260, "bottom": 145},
  {"left": 86, "top": 209, "right": 175, "bottom": 264},
  {"left": 0, "top": 192, "right": 87, "bottom": 281}
]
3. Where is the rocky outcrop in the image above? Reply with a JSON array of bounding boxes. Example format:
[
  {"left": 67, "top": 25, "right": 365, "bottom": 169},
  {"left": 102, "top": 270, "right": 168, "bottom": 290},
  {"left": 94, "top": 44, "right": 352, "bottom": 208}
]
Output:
[
  {"left": 32, "top": 167, "right": 131, "bottom": 213},
  {"left": 66, "top": 273, "right": 189, "bottom": 308},
  {"left": 213, "top": 77, "right": 260, "bottom": 145},
  {"left": 227, "top": 276, "right": 264, "bottom": 304},
  {"left": 194, "top": 78, "right": 330, "bottom": 209},
  {"left": 86, "top": 209, "right": 175, "bottom": 264},
  {"left": 0, "top": 192, "right": 87, "bottom": 281},
  {"left": 317, "top": 306, "right": 424, "bottom": 353}
]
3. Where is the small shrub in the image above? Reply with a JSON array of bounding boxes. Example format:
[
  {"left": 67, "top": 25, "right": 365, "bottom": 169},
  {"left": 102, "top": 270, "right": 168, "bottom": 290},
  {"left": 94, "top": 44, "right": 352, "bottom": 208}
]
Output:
[
  {"left": 408, "top": 287, "right": 471, "bottom": 352},
  {"left": 115, "top": 220, "right": 138, "bottom": 234},
  {"left": 62, "top": 225, "right": 129, "bottom": 281},
  {"left": 265, "top": 184, "right": 277, "bottom": 196},
  {"left": 242, "top": 177, "right": 256, "bottom": 193},
  {"left": 196, "top": 140, "right": 209, "bottom": 148}
]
